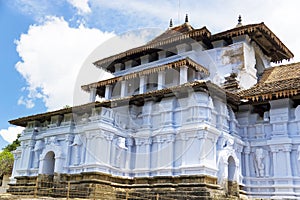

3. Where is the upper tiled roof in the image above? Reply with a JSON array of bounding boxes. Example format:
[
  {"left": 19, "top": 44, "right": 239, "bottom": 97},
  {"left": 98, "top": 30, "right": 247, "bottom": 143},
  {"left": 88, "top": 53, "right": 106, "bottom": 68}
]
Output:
[
  {"left": 93, "top": 25, "right": 211, "bottom": 70},
  {"left": 93, "top": 22, "right": 293, "bottom": 71},
  {"left": 238, "top": 62, "right": 300, "bottom": 101},
  {"left": 212, "top": 23, "right": 294, "bottom": 63},
  {"left": 147, "top": 23, "right": 194, "bottom": 44}
]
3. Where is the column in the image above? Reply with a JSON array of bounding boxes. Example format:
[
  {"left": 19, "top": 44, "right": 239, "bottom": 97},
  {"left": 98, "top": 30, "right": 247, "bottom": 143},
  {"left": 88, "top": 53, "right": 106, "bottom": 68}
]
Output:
[
  {"left": 64, "top": 135, "right": 73, "bottom": 168},
  {"left": 89, "top": 87, "right": 96, "bottom": 102},
  {"left": 166, "top": 135, "right": 175, "bottom": 175},
  {"left": 179, "top": 65, "right": 188, "bottom": 84},
  {"left": 158, "top": 71, "right": 166, "bottom": 90},
  {"left": 140, "top": 55, "right": 150, "bottom": 65},
  {"left": 158, "top": 51, "right": 166, "bottom": 59},
  {"left": 26, "top": 141, "right": 35, "bottom": 171},
  {"left": 176, "top": 44, "right": 189, "bottom": 54},
  {"left": 121, "top": 80, "right": 127, "bottom": 97},
  {"left": 135, "top": 138, "right": 152, "bottom": 176},
  {"left": 125, "top": 138, "right": 134, "bottom": 176},
  {"left": 84, "top": 133, "right": 93, "bottom": 164},
  {"left": 191, "top": 42, "right": 205, "bottom": 51},
  {"left": 125, "top": 60, "right": 133, "bottom": 70},
  {"left": 139, "top": 75, "right": 146, "bottom": 94},
  {"left": 105, "top": 133, "right": 114, "bottom": 167},
  {"left": 54, "top": 154, "right": 65, "bottom": 173},
  {"left": 105, "top": 85, "right": 112, "bottom": 99},
  {"left": 244, "top": 144, "right": 251, "bottom": 192},
  {"left": 144, "top": 138, "right": 152, "bottom": 176},
  {"left": 270, "top": 146, "right": 278, "bottom": 176},
  {"left": 244, "top": 146, "right": 251, "bottom": 178},
  {"left": 141, "top": 101, "right": 152, "bottom": 129},
  {"left": 114, "top": 63, "right": 122, "bottom": 72},
  {"left": 283, "top": 144, "right": 292, "bottom": 176}
]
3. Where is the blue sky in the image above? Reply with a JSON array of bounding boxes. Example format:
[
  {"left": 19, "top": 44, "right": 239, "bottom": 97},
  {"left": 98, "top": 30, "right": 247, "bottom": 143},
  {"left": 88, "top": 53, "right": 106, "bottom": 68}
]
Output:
[{"left": 1, "top": 0, "right": 300, "bottom": 144}]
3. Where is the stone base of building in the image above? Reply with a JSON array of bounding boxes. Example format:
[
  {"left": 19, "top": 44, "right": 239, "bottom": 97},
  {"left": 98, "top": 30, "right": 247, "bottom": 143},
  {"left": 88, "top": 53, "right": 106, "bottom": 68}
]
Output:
[{"left": 8, "top": 172, "right": 246, "bottom": 199}]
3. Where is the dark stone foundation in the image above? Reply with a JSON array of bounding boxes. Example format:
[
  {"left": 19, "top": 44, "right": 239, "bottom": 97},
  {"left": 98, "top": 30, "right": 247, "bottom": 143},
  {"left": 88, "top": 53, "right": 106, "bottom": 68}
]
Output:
[{"left": 8, "top": 172, "right": 245, "bottom": 199}]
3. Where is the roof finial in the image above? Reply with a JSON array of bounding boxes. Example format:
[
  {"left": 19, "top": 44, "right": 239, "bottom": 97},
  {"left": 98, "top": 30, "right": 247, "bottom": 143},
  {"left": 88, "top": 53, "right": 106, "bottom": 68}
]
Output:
[
  {"left": 169, "top": 18, "right": 173, "bottom": 28},
  {"left": 185, "top": 14, "right": 189, "bottom": 23},
  {"left": 236, "top": 15, "right": 242, "bottom": 27}
]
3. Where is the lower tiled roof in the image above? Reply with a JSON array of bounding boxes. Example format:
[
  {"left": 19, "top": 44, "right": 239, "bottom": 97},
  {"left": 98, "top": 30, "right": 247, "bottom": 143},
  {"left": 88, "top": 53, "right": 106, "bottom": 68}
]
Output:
[
  {"left": 239, "top": 62, "right": 300, "bottom": 101},
  {"left": 10, "top": 80, "right": 239, "bottom": 127}
]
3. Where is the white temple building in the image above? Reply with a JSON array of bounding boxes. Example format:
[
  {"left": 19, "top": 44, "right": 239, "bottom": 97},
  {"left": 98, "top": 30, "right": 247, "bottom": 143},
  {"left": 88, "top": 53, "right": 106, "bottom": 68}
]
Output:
[{"left": 8, "top": 15, "right": 300, "bottom": 199}]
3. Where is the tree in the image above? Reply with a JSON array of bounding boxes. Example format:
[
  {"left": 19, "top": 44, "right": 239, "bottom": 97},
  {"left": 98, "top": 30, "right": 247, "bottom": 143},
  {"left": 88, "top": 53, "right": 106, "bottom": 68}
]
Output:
[
  {"left": 0, "top": 133, "right": 21, "bottom": 176},
  {"left": 0, "top": 150, "right": 14, "bottom": 176},
  {"left": 3, "top": 133, "right": 21, "bottom": 152}
]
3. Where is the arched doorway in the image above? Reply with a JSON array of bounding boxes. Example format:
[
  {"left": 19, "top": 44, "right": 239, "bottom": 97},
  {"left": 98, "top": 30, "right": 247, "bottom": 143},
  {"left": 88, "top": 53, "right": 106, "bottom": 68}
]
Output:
[
  {"left": 42, "top": 151, "right": 55, "bottom": 175},
  {"left": 227, "top": 156, "right": 238, "bottom": 196}
]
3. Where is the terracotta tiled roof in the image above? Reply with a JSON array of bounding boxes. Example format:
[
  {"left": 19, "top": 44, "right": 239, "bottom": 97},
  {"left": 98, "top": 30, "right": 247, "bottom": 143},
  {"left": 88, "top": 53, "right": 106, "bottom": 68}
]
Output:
[
  {"left": 212, "top": 23, "right": 293, "bottom": 63},
  {"left": 94, "top": 22, "right": 293, "bottom": 71},
  {"left": 93, "top": 25, "right": 211, "bottom": 69},
  {"left": 147, "top": 23, "right": 194, "bottom": 44},
  {"left": 10, "top": 80, "right": 239, "bottom": 127},
  {"left": 238, "top": 62, "right": 300, "bottom": 101},
  {"left": 82, "top": 57, "right": 209, "bottom": 92}
]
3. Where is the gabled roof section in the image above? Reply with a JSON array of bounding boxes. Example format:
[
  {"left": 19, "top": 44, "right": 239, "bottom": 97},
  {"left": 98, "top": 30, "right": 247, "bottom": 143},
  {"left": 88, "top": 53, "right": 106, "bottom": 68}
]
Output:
[
  {"left": 239, "top": 62, "right": 300, "bottom": 101},
  {"left": 212, "top": 23, "right": 294, "bottom": 63},
  {"left": 93, "top": 24, "right": 211, "bottom": 70},
  {"left": 147, "top": 22, "right": 194, "bottom": 44}
]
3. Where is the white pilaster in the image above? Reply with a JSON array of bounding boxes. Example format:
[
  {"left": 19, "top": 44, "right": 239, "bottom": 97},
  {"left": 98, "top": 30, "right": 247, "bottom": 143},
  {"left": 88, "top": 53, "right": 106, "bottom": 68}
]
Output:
[
  {"left": 284, "top": 145, "right": 292, "bottom": 176},
  {"left": 114, "top": 63, "right": 122, "bottom": 72},
  {"left": 105, "top": 134, "right": 114, "bottom": 166},
  {"left": 125, "top": 138, "right": 134, "bottom": 176},
  {"left": 125, "top": 60, "right": 133, "bottom": 70},
  {"left": 140, "top": 55, "right": 150, "bottom": 65},
  {"left": 64, "top": 134, "right": 73, "bottom": 169},
  {"left": 244, "top": 147, "right": 250, "bottom": 177},
  {"left": 139, "top": 75, "right": 146, "bottom": 94},
  {"left": 179, "top": 65, "right": 188, "bottom": 84},
  {"left": 105, "top": 85, "right": 112, "bottom": 99},
  {"left": 89, "top": 87, "right": 96, "bottom": 102},
  {"left": 191, "top": 42, "right": 205, "bottom": 51},
  {"left": 158, "top": 71, "right": 166, "bottom": 90},
  {"left": 271, "top": 147, "right": 278, "bottom": 176},
  {"left": 121, "top": 80, "right": 127, "bottom": 97},
  {"left": 158, "top": 51, "right": 166, "bottom": 59},
  {"left": 176, "top": 44, "right": 189, "bottom": 54}
]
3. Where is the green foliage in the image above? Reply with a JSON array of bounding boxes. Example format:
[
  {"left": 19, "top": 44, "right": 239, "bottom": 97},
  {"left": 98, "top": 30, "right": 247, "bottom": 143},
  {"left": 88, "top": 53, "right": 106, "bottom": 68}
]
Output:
[
  {"left": 3, "top": 134, "right": 21, "bottom": 152},
  {"left": 0, "top": 133, "right": 22, "bottom": 176},
  {"left": 0, "top": 150, "right": 14, "bottom": 176}
]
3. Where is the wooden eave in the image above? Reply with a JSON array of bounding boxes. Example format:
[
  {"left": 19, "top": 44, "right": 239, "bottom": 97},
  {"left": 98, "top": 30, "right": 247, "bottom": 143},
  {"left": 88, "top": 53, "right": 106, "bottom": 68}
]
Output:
[
  {"left": 239, "top": 62, "right": 300, "bottom": 102},
  {"left": 239, "top": 78, "right": 300, "bottom": 102},
  {"left": 93, "top": 27, "right": 211, "bottom": 70},
  {"left": 82, "top": 57, "right": 209, "bottom": 93},
  {"left": 8, "top": 102, "right": 110, "bottom": 127},
  {"left": 211, "top": 23, "right": 294, "bottom": 62},
  {"left": 10, "top": 80, "right": 239, "bottom": 127}
]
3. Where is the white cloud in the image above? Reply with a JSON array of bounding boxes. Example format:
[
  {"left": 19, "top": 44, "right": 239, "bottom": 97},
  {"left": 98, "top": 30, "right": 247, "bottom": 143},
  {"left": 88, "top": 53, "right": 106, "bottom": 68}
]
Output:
[
  {"left": 88, "top": 0, "right": 300, "bottom": 62},
  {"left": 0, "top": 126, "right": 24, "bottom": 143},
  {"left": 17, "top": 96, "right": 35, "bottom": 109},
  {"left": 73, "top": 28, "right": 162, "bottom": 105},
  {"left": 67, "top": 0, "right": 91, "bottom": 14},
  {"left": 15, "top": 16, "right": 115, "bottom": 111},
  {"left": 13, "top": 1, "right": 300, "bottom": 113}
]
